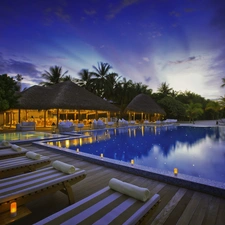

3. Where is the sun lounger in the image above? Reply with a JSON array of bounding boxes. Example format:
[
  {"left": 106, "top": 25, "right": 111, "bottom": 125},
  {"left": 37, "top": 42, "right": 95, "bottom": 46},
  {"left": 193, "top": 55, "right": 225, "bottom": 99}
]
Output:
[
  {"left": 0, "top": 155, "right": 51, "bottom": 179},
  {"left": 0, "top": 141, "right": 12, "bottom": 149},
  {"left": 0, "top": 146, "right": 10, "bottom": 150},
  {"left": 0, "top": 147, "right": 28, "bottom": 159},
  {"left": 0, "top": 166, "right": 86, "bottom": 215},
  {"left": 34, "top": 185, "right": 160, "bottom": 225}
]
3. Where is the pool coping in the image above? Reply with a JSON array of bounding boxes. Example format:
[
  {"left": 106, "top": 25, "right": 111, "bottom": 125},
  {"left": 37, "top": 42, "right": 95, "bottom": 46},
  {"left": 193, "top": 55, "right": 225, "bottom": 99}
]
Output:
[{"left": 33, "top": 134, "right": 225, "bottom": 199}]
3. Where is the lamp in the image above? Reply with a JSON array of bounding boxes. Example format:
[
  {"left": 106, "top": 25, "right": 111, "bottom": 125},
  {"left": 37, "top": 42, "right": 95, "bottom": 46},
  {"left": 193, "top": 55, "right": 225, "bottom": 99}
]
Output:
[
  {"left": 131, "top": 159, "right": 134, "bottom": 166},
  {"left": 174, "top": 168, "right": 178, "bottom": 175},
  {"left": 10, "top": 202, "right": 17, "bottom": 217},
  {"left": 100, "top": 153, "right": 103, "bottom": 159}
]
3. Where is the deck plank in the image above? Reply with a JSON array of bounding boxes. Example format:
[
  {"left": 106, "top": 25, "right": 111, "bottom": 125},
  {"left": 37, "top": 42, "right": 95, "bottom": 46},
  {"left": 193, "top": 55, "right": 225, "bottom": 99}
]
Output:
[
  {"left": 163, "top": 189, "right": 194, "bottom": 225},
  {"left": 4, "top": 143, "right": 224, "bottom": 225},
  {"left": 150, "top": 188, "right": 187, "bottom": 225},
  {"left": 176, "top": 192, "right": 202, "bottom": 225}
]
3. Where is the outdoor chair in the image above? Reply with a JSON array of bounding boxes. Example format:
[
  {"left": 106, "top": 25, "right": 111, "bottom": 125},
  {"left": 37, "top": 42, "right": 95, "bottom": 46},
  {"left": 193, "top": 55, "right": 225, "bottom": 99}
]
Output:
[
  {"left": 0, "top": 162, "right": 86, "bottom": 222},
  {"left": 17, "top": 121, "right": 36, "bottom": 131},
  {"left": 34, "top": 178, "right": 160, "bottom": 225},
  {"left": 0, "top": 153, "right": 51, "bottom": 179},
  {"left": 58, "top": 121, "right": 75, "bottom": 133},
  {"left": 92, "top": 119, "right": 106, "bottom": 129},
  {"left": 0, "top": 145, "right": 11, "bottom": 150},
  {"left": 118, "top": 118, "right": 129, "bottom": 127},
  {"left": 77, "top": 123, "right": 84, "bottom": 132},
  {"left": 143, "top": 120, "right": 150, "bottom": 125}
]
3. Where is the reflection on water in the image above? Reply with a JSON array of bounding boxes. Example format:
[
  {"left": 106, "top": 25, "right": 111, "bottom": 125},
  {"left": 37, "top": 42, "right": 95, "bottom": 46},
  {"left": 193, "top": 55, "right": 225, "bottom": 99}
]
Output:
[
  {"left": 0, "top": 131, "right": 57, "bottom": 141},
  {"left": 47, "top": 126, "right": 225, "bottom": 183}
]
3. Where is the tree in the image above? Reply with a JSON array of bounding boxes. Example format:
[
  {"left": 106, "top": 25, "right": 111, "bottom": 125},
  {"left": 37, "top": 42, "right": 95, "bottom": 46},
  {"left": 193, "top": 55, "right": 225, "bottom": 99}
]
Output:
[
  {"left": 15, "top": 74, "right": 23, "bottom": 91},
  {"left": 219, "top": 95, "right": 225, "bottom": 108},
  {"left": 157, "top": 82, "right": 173, "bottom": 97},
  {"left": 76, "top": 69, "right": 93, "bottom": 92},
  {"left": 91, "top": 62, "right": 118, "bottom": 98},
  {"left": 158, "top": 96, "right": 186, "bottom": 120},
  {"left": 39, "top": 66, "right": 69, "bottom": 86},
  {"left": 0, "top": 74, "right": 19, "bottom": 111},
  {"left": 221, "top": 78, "right": 225, "bottom": 88},
  {"left": 185, "top": 102, "right": 204, "bottom": 123},
  {"left": 205, "top": 101, "right": 221, "bottom": 119}
]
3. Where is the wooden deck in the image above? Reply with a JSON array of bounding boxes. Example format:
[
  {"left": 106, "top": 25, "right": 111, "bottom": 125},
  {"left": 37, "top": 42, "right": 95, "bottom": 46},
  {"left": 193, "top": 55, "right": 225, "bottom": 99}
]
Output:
[{"left": 7, "top": 143, "right": 225, "bottom": 225}]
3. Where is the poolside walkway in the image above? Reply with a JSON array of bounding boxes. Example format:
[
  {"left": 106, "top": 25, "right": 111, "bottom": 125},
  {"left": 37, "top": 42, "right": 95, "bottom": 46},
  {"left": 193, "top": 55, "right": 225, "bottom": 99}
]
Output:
[
  {"left": 1, "top": 120, "right": 225, "bottom": 224},
  {"left": 6, "top": 142, "right": 225, "bottom": 225}
]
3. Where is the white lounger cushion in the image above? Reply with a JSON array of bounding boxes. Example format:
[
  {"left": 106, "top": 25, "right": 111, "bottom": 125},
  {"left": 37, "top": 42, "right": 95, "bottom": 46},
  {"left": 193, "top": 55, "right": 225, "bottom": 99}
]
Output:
[
  {"left": 26, "top": 151, "right": 41, "bottom": 160},
  {"left": 109, "top": 178, "right": 150, "bottom": 202},
  {"left": 0, "top": 141, "right": 11, "bottom": 147},
  {"left": 11, "top": 144, "right": 22, "bottom": 152},
  {"left": 52, "top": 160, "right": 76, "bottom": 174}
]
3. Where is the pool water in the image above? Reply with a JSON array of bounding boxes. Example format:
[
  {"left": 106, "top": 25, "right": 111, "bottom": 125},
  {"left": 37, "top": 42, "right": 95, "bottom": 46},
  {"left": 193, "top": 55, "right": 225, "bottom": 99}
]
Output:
[
  {"left": 0, "top": 131, "right": 62, "bottom": 142},
  {"left": 47, "top": 126, "right": 225, "bottom": 183}
]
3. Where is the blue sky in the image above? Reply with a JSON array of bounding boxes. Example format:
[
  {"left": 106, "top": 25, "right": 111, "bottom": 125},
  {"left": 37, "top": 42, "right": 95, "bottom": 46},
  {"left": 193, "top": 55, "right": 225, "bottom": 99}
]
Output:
[{"left": 0, "top": 0, "right": 225, "bottom": 99}]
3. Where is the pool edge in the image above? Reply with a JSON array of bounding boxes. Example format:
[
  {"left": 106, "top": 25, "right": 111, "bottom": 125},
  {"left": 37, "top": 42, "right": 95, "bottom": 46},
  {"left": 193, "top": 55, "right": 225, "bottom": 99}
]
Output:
[{"left": 33, "top": 140, "right": 225, "bottom": 199}]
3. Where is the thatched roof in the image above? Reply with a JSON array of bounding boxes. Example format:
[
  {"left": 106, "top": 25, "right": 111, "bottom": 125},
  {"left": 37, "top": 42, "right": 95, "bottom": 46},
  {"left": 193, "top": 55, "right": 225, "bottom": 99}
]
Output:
[
  {"left": 125, "top": 94, "right": 166, "bottom": 115},
  {"left": 17, "top": 81, "right": 119, "bottom": 111}
]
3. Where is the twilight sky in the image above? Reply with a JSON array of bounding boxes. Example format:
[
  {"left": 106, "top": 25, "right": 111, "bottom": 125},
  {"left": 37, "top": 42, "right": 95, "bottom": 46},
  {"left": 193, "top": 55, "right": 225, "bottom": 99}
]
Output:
[{"left": 0, "top": 0, "right": 225, "bottom": 99}]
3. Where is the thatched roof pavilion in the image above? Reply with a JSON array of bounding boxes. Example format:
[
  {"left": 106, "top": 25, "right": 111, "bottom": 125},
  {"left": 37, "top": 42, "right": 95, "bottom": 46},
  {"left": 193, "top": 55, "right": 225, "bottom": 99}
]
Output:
[
  {"left": 18, "top": 81, "right": 119, "bottom": 112},
  {"left": 13, "top": 81, "right": 120, "bottom": 127},
  {"left": 124, "top": 94, "right": 165, "bottom": 121}
]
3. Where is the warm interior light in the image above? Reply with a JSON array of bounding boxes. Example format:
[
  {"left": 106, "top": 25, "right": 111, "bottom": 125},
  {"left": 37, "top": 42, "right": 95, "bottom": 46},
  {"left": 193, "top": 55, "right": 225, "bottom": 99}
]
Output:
[
  {"left": 131, "top": 159, "right": 134, "bottom": 165},
  {"left": 100, "top": 153, "right": 103, "bottom": 158},
  {"left": 10, "top": 202, "right": 17, "bottom": 217},
  {"left": 174, "top": 168, "right": 178, "bottom": 175}
]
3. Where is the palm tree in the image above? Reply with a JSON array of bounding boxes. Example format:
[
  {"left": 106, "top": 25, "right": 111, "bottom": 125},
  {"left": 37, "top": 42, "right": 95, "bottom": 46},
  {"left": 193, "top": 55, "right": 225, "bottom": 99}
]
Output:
[
  {"left": 40, "top": 66, "right": 69, "bottom": 86},
  {"left": 185, "top": 102, "right": 204, "bottom": 123},
  {"left": 221, "top": 78, "right": 225, "bottom": 88},
  {"left": 91, "top": 62, "right": 118, "bottom": 98},
  {"left": 157, "top": 82, "right": 173, "bottom": 97},
  {"left": 76, "top": 69, "right": 93, "bottom": 92},
  {"left": 15, "top": 74, "right": 23, "bottom": 91},
  {"left": 205, "top": 101, "right": 221, "bottom": 119}
]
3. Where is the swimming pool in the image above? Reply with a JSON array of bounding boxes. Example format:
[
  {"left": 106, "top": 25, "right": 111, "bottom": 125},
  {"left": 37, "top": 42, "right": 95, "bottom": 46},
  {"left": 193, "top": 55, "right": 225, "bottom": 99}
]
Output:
[
  {"left": 46, "top": 126, "right": 225, "bottom": 183},
  {"left": 0, "top": 131, "right": 65, "bottom": 143}
]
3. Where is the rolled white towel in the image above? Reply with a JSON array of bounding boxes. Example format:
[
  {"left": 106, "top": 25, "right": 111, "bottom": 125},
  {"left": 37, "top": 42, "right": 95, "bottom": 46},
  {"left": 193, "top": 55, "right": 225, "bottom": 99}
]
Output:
[
  {"left": 1, "top": 140, "right": 11, "bottom": 146},
  {"left": 11, "top": 144, "right": 22, "bottom": 152},
  {"left": 109, "top": 178, "right": 151, "bottom": 202},
  {"left": 26, "top": 151, "right": 41, "bottom": 160},
  {"left": 52, "top": 160, "right": 76, "bottom": 174}
]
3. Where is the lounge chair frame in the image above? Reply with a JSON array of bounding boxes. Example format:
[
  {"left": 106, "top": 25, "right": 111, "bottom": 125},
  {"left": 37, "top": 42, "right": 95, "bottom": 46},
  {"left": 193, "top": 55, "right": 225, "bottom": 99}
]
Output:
[
  {"left": 0, "top": 167, "right": 86, "bottom": 214},
  {"left": 34, "top": 186, "right": 160, "bottom": 225},
  {"left": 0, "top": 155, "right": 51, "bottom": 179},
  {"left": 0, "top": 148, "right": 28, "bottom": 160}
]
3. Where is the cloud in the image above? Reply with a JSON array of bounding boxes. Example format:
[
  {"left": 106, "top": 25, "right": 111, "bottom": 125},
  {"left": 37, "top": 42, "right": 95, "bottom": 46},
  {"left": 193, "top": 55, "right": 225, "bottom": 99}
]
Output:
[
  {"left": 106, "top": 0, "right": 140, "bottom": 19},
  {"left": 144, "top": 76, "right": 151, "bottom": 83},
  {"left": 161, "top": 56, "right": 200, "bottom": 71},
  {"left": 209, "top": 48, "right": 225, "bottom": 76},
  {"left": 84, "top": 9, "right": 97, "bottom": 16},
  {"left": 143, "top": 57, "right": 149, "bottom": 62},
  {"left": 184, "top": 8, "right": 196, "bottom": 13},
  {"left": 169, "top": 11, "right": 181, "bottom": 17},
  {"left": 168, "top": 56, "right": 199, "bottom": 65},
  {"left": 54, "top": 7, "right": 70, "bottom": 22},
  {"left": 0, "top": 53, "right": 41, "bottom": 78},
  {"left": 210, "top": 0, "right": 225, "bottom": 32}
]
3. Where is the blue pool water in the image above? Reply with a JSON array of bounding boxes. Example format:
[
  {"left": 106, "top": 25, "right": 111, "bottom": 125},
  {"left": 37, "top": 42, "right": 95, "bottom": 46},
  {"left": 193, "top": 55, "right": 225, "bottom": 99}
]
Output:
[
  {"left": 47, "top": 126, "right": 225, "bottom": 183},
  {"left": 0, "top": 131, "right": 63, "bottom": 142}
]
